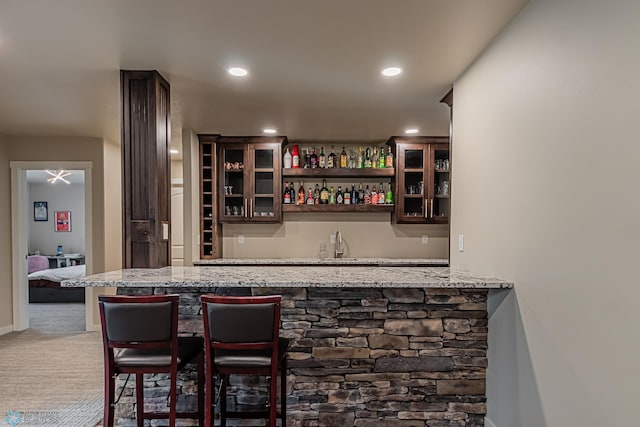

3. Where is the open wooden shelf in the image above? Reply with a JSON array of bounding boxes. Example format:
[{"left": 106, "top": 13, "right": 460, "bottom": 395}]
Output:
[
  {"left": 282, "top": 168, "right": 394, "bottom": 178},
  {"left": 283, "top": 204, "right": 394, "bottom": 213}
]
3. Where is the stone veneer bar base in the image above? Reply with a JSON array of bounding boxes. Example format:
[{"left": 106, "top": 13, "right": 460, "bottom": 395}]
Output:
[{"left": 116, "top": 286, "right": 488, "bottom": 427}]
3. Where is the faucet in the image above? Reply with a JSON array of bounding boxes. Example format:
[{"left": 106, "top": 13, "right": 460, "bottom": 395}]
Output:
[{"left": 334, "top": 230, "right": 344, "bottom": 258}]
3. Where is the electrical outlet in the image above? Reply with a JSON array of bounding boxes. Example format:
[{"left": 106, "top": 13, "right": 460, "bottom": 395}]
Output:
[
  {"left": 237, "top": 235, "right": 245, "bottom": 244},
  {"left": 421, "top": 235, "right": 429, "bottom": 245},
  {"left": 458, "top": 234, "right": 464, "bottom": 252},
  {"left": 329, "top": 234, "right": 336, "bottom": 244}
]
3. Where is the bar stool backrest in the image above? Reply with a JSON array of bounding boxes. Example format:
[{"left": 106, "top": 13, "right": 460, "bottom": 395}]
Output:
[
  {"left": 202, "top": 295, "right": 281, "bottom": 350},
  {"left": 99, "top": 295, "right": 178, "bottom": 348}
]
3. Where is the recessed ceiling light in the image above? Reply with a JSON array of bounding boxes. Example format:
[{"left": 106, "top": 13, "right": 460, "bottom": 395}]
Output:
[
  {"left": 263, "top": 128, "right": 277, "bottom": 134},
  {"left": 404, "top": 128, "right": 419, "bottom": 134},
  {"left": 382, "top": 67, "right": 402, "bottom": 77},
  {"left": 169, "top": 149, "right": 179, "bottom": 154},
  {"left": 228, "top": 67, "right": 249, "bottom": 77}
]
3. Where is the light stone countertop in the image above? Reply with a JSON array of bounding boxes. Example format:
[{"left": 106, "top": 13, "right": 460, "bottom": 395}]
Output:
[
  {"left": 62, "top": 266, "right": 513, "bottom": 289},
  {"left": 194, "top": 258, "right": 449, "bottom": 266}
]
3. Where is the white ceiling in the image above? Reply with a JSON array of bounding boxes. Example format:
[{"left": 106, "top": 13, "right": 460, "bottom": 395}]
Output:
[
  {"left": 26, "top": 170, "right": 85, "bottom": 185},
  {"left": 0, "top": 0, "right": 527, "bottom": 151}
]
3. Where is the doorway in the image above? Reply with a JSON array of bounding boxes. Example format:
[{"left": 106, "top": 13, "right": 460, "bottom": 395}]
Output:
[{"left": 10, "top": 161, "right": 93, "bottom": 332}]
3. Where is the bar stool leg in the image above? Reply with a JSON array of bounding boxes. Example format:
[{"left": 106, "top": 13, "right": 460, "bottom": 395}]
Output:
[
  {"left": 104, "top": 371, "right": 115, "bottom": 427},
  {"left": 135, "top": 373, "right": 144, "bottom": 427},
  {"left": 220, "top": 374, "right": 228, "bottom": 427},
  {"left": 281, "top": 358, "right": 287, "bottom": 427},
  {"left": 197, "top": 354, "right": 205, "bottom": 426}
]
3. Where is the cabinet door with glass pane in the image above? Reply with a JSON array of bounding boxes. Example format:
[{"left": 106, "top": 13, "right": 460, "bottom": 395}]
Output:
[
  {"left": 218, "top": 143, "right": 248, "bottom": 223},
  {"left": 428, "top": 143, "right": 450, "bottom": 223},
  {"left": 248, "top": 143, "right": 281, "bottom": 223},
  {"left": 396, "top": 143, "right": 429, "bottom": 223}
]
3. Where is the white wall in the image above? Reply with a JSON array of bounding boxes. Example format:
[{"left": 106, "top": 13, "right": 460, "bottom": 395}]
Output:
[
  {"left": 29, "top": 181, "right": 85, "bottom": 256},
  {"left": 451, "top": 0, "right": 640, "bottom": 426},
  {"left": 0, "top": 136, "right": 12, "bottom": 332}
]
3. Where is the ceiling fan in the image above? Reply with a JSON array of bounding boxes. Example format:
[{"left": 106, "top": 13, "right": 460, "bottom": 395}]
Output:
[{"left": 45, "top": 169, "right": 72, "bottom": 184}]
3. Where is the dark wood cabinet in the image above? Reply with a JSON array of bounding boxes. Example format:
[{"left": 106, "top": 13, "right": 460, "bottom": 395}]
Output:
[
  {"left": 390, "top": 136, "right": 450, "bottom": 224},
  {"left": 217, "top": 136, "right": 284, "bottom": 224},
  {"left": 199, "top": 135, "right": 221, "bottom": 259}
]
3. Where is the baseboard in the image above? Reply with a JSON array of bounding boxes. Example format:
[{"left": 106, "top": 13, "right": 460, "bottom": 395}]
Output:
[
  {"left": 0, "top": 324, "right": 14, "bottom": 336},
  {"left": 485, "top": 417, "right": 498, "bottom": 427}
]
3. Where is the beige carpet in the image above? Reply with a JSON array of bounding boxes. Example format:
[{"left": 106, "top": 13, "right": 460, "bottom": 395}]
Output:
[{"left": 0, "top": 312, "right": 103, "bottom": 426}]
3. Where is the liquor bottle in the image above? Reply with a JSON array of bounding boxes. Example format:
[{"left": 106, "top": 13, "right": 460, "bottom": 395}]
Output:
[
  {"left": 371, "top": 147, "right": 379, "bottom": 169},
  {"left": 298, "top": 180, "right": 305, "bottom": 205},
  {"left": 340, "top": 147, "right": 348, "bottom": 168},
  {"left": 310, "top": 147, "right": 318, "bottom": 168},
  {"left": 385, "top": 146, "right": 394, "bottom": 168},
  {"left": 378, "top": 147, "right": 385, "bottom": 168},
  {"left": 336, "top": 186, "right": 344, "bottom": 204},
  {"left": 319, "top": 147, "right": 326, "bottom": 168},
  {"left": 306, "top": 189, "right": 314, "bottom": 204},
  {"left": 358, "top": 184, "right": 365, "bottom": 204},
  {"left": 356, "top": 147, "right": 364, "bottom": 168},
  {"left": 283, "top": 181, "right": 291, "bottom": 204},
  {"left": 314, "top": 183, "right": 320, "bottom": 204},
  {"left": 350, "top": 184, "right": 357, "bottom": 205},
  {"left": 320, "top": 179, "right": 329, "bottom": 204},
  {"left": 344, "top": 189, "right": 351, "bottom": 204},
  {"left": 292, "top": 144, "right": 300, "bottom": 168},
  {"left": 304, "top": 148, "right": 311, "bottom": 169},
  {"left": 377, "top": 182, "right": 385, "bottom": 204},
  {"left": 283, "top": 147, "right": 292, "bottom": 169},
  {"left": 385, "top": 183, "right": 394, "bottom": 204},
  {"left": 329, "top": 186, "right": 336, "bottom": 204},
  {"left": 328, "top": 146, "right": 337, "bottom": 168},
  {"left": 289, "top": 182, "right": 296, "bottom": 204},
  {"left": 371, "top": 185, "right": 378, "bottom": 204},
  {"left": 364, "top": 185, "right": 371, "bottom": 204},
  {"left": 364, "top": 147, "right": 372, "bottom": 168}
]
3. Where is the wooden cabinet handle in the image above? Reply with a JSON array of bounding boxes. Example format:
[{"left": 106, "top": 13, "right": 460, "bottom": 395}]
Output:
[
  {"left": 430, "top": 199, "right": 434, "bottom": 219},
  {"left": 244, "top": 198, "right": 248, "bottom": 218},
  {"left": 249, "top": 199, "right": 253, "bottom": 218}
]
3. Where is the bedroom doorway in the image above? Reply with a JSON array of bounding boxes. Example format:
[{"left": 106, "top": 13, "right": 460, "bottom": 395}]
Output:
[
  {"left": 27, "top": 169, "right": 86, "bottom": 333},
  {"left": 10, "top": 161, "right": 93, "bottom": 333}
]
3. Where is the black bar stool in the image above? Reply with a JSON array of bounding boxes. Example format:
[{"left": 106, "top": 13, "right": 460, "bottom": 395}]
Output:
[
  {"left": 201, "top": 294, "right": 288, "bottom": 426},
  {"left": 98, "top": 294, "right": 204, "bottom": 427}
]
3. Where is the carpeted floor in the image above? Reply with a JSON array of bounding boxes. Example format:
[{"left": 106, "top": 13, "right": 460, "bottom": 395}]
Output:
[{"left": 0, "top": 304, "right": 103, "bottom": 426}]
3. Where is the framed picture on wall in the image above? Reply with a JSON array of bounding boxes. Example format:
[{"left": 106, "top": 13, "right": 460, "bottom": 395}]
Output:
[
  {"left": 34, "top": 201, "right": 48, "bottom": 221},
  {"left": 54, "top": 210, "right": 71, "bottom": 232}
]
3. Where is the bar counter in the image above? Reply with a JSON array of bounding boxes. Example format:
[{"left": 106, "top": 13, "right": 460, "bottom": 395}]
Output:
[{"left": 65, "top": 266, "right": 512, "bottom": 427}]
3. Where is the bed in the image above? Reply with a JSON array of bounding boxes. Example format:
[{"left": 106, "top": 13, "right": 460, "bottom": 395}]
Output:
[{"left": 28, "top": 264, "right": 86, "bottom": 303}]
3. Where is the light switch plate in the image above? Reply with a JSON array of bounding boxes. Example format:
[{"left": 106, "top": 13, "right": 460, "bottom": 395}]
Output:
[
  {"left": 329, "top": 234, "right": 336, "bottom": 244},
  {"left": 162, "top": 223, "right": 169, "bottom": 240},
  {"left": 237, "top": 235, "right": 245, "bottom": 244},
  {"left": 421, "top": 235, "right": 429, "bottom": 244},
  {"left": 458, "top": 234, "right": 464, "bottom": 252}
]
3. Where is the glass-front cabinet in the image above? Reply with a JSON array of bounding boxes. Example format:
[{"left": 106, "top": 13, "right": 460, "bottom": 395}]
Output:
[
  {"left": 217, "top": 137, "right": 283, "bottom": 223},
  {"left": 391, "top": 136, "right": 449, "bottom": 224}
]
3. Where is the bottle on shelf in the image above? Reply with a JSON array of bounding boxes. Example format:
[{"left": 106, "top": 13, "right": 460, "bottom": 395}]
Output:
[
  {"left": 371, "top": 185, "right": 378, "bottom": 204},
  {"left": 292, "top": 145, "right": 300, "bottom": 168},
  {"left": 385, "top": 183, "right": 394, "bottom": 204},
  {"left": 319, "top": 147, "right": 326, "bottom": 168},
  {"left": 304, "top": 148, "right": 311, "bottom": 169},
  {"left": 327, "top": 146, "right": 337, "bottom": 168},
  {"left": 378, "top": 147, "right": 385, "bottom": 168},
  {"left": 314, "top": 183, "right": 320, "bottom": 204},
  {"left": 377, "top": 182, "right": 385, "bottom": 204},
  {"left": 385, "top": 146, "right": 394, "bottom": 168},
  {"left": 364, "top": 185, "right": 371, "bottom": 204},
  {"left": 306, "top": 189, "right": 314, "bottom": 204},
  {"left": 283, "top": 147, "right": 292, "bottom": 169},
  {"left": 358, "top": 184, "right": 365, "bottom": 204},
  {"left": 320, "top": 179, "right": 329, "bottom": 204},
  {"left": 310, "top": 147, "right": 318, "bottom": 168},
  {"left": 336, "top": 186, "right": 344, "bottom": 204},
  {"left": 344, "top": 188, "right": 351, "bottom": 204},
  {"left": 329, "top": 186, "right": 336, "bottom": 204},
  {"left": 283, "top": 182, "right": 291, "bottom": 204},
  {"left": 356, "top": 147, "right": 364, "bottom": 169},
  {"left": 364, "top": 147, "right": 372, "bottom": 168},
  {"left": 340, "top": 147, "right": 348, "bottom": 168},
  {"left": 372, "top": 147, "right": 379, "bottom": 169},
  {"left": 289, "top": 181, "right": 296, "bottom": 204},
  {"left": 350, "top": 184, "right": 357, "bottom": 205},
  {"left": 297, "top": 180, "right": 305, "bottom": 205}
]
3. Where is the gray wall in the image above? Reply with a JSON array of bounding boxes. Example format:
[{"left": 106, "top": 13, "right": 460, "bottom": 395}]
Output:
[
  {"left": 451, "top": 0, "right": 640, "bottom": 425},
  {"left": 29, "top": 181, "right": 85, "bottom": 256}
]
